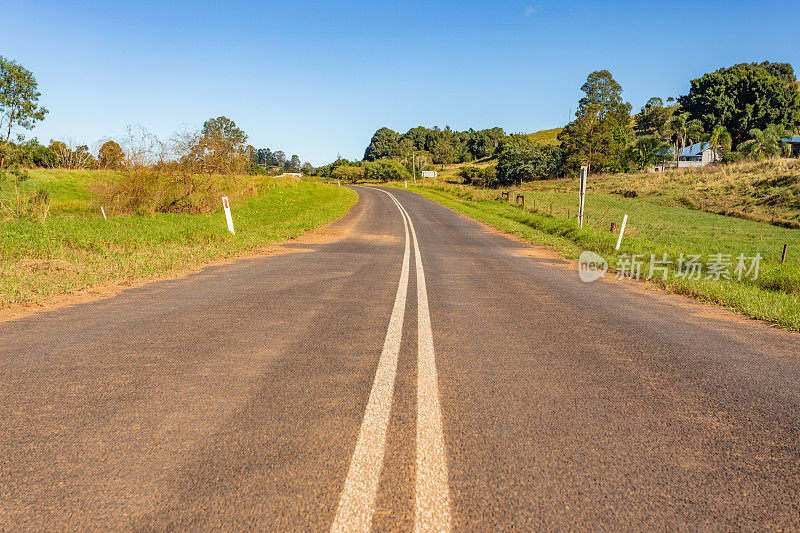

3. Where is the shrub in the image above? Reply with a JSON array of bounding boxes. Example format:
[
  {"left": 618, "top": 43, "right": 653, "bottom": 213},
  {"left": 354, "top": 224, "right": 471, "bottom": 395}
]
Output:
[
  {"left": 496, "top": 137, "right": 566, "bottom": 185},
  {"left": 363, "top": 159, "right": 411, "bottom": 182},
  {"left": 92, "top": 168, "right": 257, "bottom": 215},
  {"left": 459, "top": 166, "right": 499, "bottom": 188},
  {"left": 331, "top": 164, "right": 365, "bottom": 183}
]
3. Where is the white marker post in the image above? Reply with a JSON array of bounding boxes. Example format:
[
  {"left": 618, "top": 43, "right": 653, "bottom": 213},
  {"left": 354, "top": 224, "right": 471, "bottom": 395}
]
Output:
[
  {"left": 100, "top": 206, "right": 107, "bottom": 220},
  {"left": 405, "top": 180, "right": 408, "bottom": 188},
  {"left": 615, "top": 214, "right": 628, "bottom": 250},
  {"left": 338, "top": 180, "right": 341, "bottom": 186},
  {"left": 578, "top": 166, "right": 587, "bottom": 228},
  {"left": 222, "top": 196, "right": 235, "bottom": 235}
]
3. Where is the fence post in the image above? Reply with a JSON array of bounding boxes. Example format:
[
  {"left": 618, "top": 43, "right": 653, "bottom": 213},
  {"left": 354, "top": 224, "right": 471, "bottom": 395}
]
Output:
[
  {"left": 782, "top": 244, "right": 789, "bottom": 263},
  {"left": 578, "top": 166, "right": 587, "bottom": 228}
]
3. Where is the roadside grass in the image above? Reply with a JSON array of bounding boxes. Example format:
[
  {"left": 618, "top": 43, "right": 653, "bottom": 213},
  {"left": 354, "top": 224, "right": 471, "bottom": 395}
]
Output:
[
  {"left": 391, "top": 181, "right": 800, "bottom": 331},
  {"left": 444, "top": 158, "right": 800, "bottom": 228},
  {"left": 2, "top": 170, "right": 357, "bottom": 306}
]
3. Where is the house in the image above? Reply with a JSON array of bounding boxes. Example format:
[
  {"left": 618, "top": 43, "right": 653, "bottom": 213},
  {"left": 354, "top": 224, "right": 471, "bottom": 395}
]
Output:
[
  {"left": 651, "top": 142, "right": 721, "bottom": 171},
  {"left": 780, "top": 136, "right": 800, "bottom": 157}
]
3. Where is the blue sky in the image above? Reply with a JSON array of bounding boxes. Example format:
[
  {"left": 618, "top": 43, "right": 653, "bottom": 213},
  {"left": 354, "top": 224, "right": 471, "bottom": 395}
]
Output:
[{"left": 3, "top": 0, "right": 799, "bottom": 165}]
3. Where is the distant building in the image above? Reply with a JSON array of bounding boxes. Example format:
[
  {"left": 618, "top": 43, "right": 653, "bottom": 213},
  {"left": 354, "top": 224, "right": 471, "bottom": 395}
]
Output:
[
  {"left": 780, "top": 136, "right": 800, "bottom": 158},
  {"left": 651, "top": 142, "right": 721, "bottom": 171}
]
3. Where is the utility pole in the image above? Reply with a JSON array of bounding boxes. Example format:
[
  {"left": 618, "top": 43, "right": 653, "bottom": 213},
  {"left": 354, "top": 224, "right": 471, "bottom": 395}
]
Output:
[{"left": 413, "top": 152, "right": 417, "bottom": 183}]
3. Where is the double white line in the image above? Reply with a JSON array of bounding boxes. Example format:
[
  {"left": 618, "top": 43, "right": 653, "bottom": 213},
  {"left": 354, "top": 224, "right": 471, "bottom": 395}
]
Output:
[{"left": 331, "top": 188, "right": 451, "bottom": 532}]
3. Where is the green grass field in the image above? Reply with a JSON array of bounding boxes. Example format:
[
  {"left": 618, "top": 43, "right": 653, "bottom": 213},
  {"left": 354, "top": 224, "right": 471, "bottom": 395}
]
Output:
[
  {"left": 395, "top": 180, "right": 800, "bottom": 331},
  {"left": 1, "top": 170, "right": 357, "bottom": 307}
]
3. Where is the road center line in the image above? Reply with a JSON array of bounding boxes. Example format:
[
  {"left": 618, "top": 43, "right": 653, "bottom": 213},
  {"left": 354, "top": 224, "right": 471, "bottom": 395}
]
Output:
[
  {"left": 330, "top": 191, "right": 411, "bottom": 533},
  {"left": 375, "top": 188, "right": 452, "bottom": 533}
]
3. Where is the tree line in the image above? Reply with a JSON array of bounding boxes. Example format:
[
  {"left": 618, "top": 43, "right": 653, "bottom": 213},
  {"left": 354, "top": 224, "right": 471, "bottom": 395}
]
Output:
[{"left": 334, "top": 60, "right": 800, "bottom": 188}]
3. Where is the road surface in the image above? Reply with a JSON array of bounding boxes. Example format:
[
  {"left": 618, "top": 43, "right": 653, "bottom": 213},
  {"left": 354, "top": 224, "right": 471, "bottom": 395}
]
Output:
[{"left": 2, "top": 185, "right": 800, "bottom": 530}]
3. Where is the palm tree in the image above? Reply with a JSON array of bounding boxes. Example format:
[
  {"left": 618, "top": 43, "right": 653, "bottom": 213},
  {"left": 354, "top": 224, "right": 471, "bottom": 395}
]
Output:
[
  {"left": 739, "top": 124, "right": 790, "bottom": 159},
  {"left": 667, "top": 113, "right": 703, "bottom": 165},
  {"left": 686, "top": 119, "right": 705, "bottom": 147},
  {"left": 706, "top": 125, "right": 732, "bottom": 162},
  {"left": 667, "top": 112, "right": 689, "bottom": 165}
]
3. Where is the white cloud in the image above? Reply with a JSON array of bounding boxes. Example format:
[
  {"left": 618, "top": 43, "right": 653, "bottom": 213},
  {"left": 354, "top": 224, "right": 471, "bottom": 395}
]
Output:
[{"left": 524, "top": 5, "right": 542, "bottom": 17}]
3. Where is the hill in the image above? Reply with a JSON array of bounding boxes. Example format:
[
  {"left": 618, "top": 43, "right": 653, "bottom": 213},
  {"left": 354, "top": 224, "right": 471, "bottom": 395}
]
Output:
[{"left": 521, "top": 128, "right": 563, "bottom": 146}]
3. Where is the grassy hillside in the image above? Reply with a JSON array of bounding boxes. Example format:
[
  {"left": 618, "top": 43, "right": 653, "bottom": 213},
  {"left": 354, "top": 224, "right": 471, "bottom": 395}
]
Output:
[
  {"left": 393, "top": 178, "right": 800, "bottom": 331},
  {"left": 521, "top": 127, "right": 563, "bottom": 145},
  {"left": 1, "top": 169, "right": 357, "bottom": 308},
  {"left": 586, "top": 160, "right": 800, "bottom": 228}
]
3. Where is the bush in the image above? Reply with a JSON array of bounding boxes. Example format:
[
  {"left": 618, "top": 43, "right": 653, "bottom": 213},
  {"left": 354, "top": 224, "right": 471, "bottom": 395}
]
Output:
[
  {"left": 722, "top": 150, "right": 746, "bottom": 164},
  {"left": 496, "top": 137, "right": 566, "bottom": 185},
  {"left": 331, "top": 164, "right": 365, "bottom": 183},
  {"left": 92, "top": 168, "right": 257, "bottom": 215},
  {"left": 363, "top": 159, "right": 411, "bottom": 182},
  {"left": 459, "top": 166, "right": 499, "bottom": 188}
]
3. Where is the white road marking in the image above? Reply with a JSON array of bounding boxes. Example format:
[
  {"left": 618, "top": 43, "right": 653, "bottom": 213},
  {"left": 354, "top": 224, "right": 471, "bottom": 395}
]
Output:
[
  {"left": 375, "top": 188, "right": 452, "bottom": 532},
  {"left": 330, "top": 197, "right": 411, "bottom": 533}
]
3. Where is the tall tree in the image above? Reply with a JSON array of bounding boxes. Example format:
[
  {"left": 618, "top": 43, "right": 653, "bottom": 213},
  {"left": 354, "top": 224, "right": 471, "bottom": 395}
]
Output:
[
  {"left": 667, "top": 112, "right": 704, "bottom": 164},
  {"left": 197, "top": 116, "right": 248, "bottom": 173},
  {"left": 430, "top": 136, "right": 456, "bottom": 169},
  {"left": 363, "top": 127, "right": 400, "bottom": 161},
  {"left": 558, "top": 70, "right": 632, "bottom": 174},
  {"left": 635, "top": 97, "right": 673, "bottom": 136},
  {"left": 286, "top": 154, "right": 301, "bottom": 171},
  {"left": 0, "top": 57, "right": 48, "bottom": 168},
  {"left": 273, "top": 150, "right": 286, "bottom": 168},
  {"left": 98, "top": 140, "right": 123, "bottom": 168}
]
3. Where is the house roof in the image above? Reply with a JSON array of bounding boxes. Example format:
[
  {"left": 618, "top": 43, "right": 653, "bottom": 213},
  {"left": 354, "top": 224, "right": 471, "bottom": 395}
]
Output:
[
  {"left": 780, "top": 136, "right": 800, "bottom": 144},
  {"left": 680, "top": 142, "right": 713, "bottom": 157},
  {"left": 658, "top": 142, "right": 715, "bottom": 158}
]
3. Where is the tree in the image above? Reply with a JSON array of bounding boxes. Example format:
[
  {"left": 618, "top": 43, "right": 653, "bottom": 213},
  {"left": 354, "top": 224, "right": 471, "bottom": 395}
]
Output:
[
  {"left": 363, "top": 127, "right": 400, "bottom": 161},
  {"left": 301, "top": 162, "right": 314, "bottom": 174},
  {"left": 257, "top": 148, "right": 273, "bottom": 167},
  {"left": 738, "top": 124, "right": 790, "bottom": 159},
  {"left": 286, "top": 154, "right": 301, "bottom": 172},
  {"left": 496, "top": 137, "right": 566, "bottom": 185},
  {"left": 679, "top": 63, "right": 800, "bottom": 145},
  {"left": 667, "top": 112, "right": 704, "bottom": 164},
  {"left": 430, "top": 137, "right": 456, "bottom": 169},
  {"left": 635, "top": 97, "right": 673, "bottom": 136},
  {"left": 628, "top": 136, "right": 671, "bottom": 170},
  {"left": 273, "top": 150, "right": 286, "bottom": 168},
  {"left": 197, "top": 116, "right": 248, "bottom": 173},
  {"left": 706, "top": 125, "right": 732, "bottom": 162},
  {"left": 558, "top": 70, "right": 632, "bottom": 174},
  {"left": 98, "top": 140, "right": 123, "bottom": 168},
  {"left": 579, "top": 70, "right": 625, "bottom": 113},
  {"left": 0, "top": 57, "right": 48, "bottom": 168}
]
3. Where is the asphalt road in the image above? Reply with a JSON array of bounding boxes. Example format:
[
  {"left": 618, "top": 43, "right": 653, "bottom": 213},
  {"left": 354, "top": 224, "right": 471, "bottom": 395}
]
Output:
[{"left": 2, "top": 185, "right": 800, "bottom": 531}]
